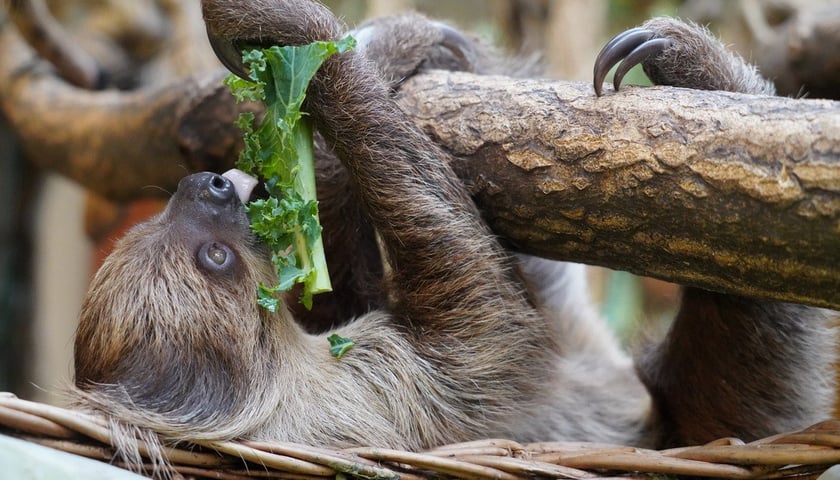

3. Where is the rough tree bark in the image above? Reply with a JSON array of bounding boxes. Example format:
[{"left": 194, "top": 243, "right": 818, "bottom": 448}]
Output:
[
  {"left": 1, "top": 23, "right": 839, "bottom": 308},
  {"left": 396, "top": 71, "right": 840, "bottom": 309}
]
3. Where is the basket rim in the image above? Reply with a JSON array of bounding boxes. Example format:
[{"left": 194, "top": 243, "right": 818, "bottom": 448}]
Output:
[{"left": 1, "top": 392, "right": 839, "bottom": 479}]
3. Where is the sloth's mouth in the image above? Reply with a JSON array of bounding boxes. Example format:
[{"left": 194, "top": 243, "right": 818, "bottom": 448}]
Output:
[{"left": 222, "top": 169, "right": 260, "bottom": 204}]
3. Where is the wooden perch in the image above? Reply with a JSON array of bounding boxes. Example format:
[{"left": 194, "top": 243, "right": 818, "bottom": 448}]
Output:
[
  {"left": 2, "top": 22, "right": 839, "bottom": 308},
  {"left": 396, "top": 71, "right": 840, "bottom": 309}
]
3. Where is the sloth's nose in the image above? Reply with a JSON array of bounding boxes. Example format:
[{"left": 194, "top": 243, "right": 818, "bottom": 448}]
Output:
[{"left": 206, "top": 173, "right": 236, "bottom": 204}]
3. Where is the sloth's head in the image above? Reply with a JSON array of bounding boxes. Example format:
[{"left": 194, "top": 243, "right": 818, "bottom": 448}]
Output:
[{"left": 73, "top": 172, "right": 280, "bottom": 412}]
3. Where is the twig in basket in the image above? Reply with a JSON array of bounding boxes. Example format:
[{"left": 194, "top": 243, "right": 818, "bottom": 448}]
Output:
[
  {"left": 672, "top": 444, "right": 840, "bottom": 466},
  {"left": 456, "top": 454, "right": 595, "bottom": 479},
  {"left": 198, "top": 440, "right": 337, "bottom": 477},
  {"left": 558, "top": 451, "right": 754, "bottom": 479},
  {"left": 0, "top": 396, "right": 225, "bottom": 468},
  {"left": 346, "top": 447, "right": 520, "bottom": 480},
  {"left": 0, "top": 405, "right": 76, "bottom": 439},
  {"left": 243, "top": 440, "right": 400, "bottom": 480}
]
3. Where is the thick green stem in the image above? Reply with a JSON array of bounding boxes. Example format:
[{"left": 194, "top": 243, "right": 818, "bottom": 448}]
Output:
[{"left": 293, "top": 118, "right": 332, "bottom": 296}]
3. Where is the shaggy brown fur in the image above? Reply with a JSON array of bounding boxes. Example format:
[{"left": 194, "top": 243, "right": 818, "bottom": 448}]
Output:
[
  {"left": 289, "top": 11, "right": 541, "bottom": 332},
  {"left": 71, "top": 0, "right": 836, "bottom": 473}
]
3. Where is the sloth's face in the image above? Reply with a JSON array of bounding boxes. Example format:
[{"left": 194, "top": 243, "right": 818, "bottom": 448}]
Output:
[
  {"left": 75, "top": 171, "right": 277, "bottom": 390},
  {"left": 162, "top": 171, "right": 261, "bottom": 282}
]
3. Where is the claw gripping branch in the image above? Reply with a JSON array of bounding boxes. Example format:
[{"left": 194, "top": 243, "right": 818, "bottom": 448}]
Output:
[{"left": 593, "top": 27, "right": 672, "bottom": 96}]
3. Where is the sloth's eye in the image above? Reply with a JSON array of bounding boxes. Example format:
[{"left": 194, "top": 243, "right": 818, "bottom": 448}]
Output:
[
  {"left": 197, "top": 242, "right": 235, "bottom": 273},
  {"left": 208, "top": 246, "right": 227, "bottom": 265}
]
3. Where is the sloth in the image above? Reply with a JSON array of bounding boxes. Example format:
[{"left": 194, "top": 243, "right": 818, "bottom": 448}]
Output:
[{"left": 71, "top": 0, "right": 836, "bottom": 468}]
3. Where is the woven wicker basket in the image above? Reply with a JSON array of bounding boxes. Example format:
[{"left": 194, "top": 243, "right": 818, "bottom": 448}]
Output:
[{"left": 1, "top": 392, "right": 839, "bottom": 479}]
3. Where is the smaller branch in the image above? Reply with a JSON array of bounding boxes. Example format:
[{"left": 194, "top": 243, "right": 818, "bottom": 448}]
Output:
[
  {"left": 0, "top": 24, "right": 244, "bottom": 201},
  {"left": 5, "top": 0, "right": 101, "bottom": 89},
  {"left": 747, "top": 2, "right": 840, "bottom": 99}
]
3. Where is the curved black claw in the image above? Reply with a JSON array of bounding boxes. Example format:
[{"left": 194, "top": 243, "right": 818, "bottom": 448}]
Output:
[
  {"left": 593, "top": 27, "right": 673, "bottom": 96},
  {"left": 437, "top": 22, "right": 478, "bottom": 73},
  {"left": 208, "top": 33, "right": 251, "bottom": 80}
]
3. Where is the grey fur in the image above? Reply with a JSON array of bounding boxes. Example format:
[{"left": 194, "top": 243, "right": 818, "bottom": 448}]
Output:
[{"left": 640, "top": 17, "right": 777, "bottom": 95}]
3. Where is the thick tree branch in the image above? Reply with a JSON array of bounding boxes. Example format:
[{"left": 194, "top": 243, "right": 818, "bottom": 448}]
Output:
[
  {"left": 2, "top": 16, "right": 839, "bottom": 306},
  {"left": 396, "top": 71, "right": 840, "bottom": 309}
]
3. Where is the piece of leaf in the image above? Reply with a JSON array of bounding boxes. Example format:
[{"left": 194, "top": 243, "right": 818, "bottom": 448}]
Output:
[{"left": 327, "top": 333, "right": 355, "bottom": 359}]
